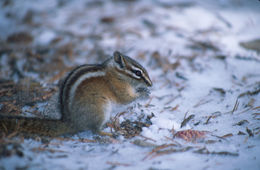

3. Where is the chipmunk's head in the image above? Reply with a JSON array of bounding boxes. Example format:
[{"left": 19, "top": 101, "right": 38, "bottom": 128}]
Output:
[{"left": 109, "top": 51, "right": 152, "bottom": 99}]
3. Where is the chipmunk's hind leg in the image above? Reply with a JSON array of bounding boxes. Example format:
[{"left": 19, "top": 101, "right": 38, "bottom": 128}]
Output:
[{"left": 70, "top": 101, "right": 106, "bottom": 133}]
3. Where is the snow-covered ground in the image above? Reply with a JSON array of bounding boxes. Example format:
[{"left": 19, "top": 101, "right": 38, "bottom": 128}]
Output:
[{"left": 0, "top": 0, "right": 260, "bottom": 169}]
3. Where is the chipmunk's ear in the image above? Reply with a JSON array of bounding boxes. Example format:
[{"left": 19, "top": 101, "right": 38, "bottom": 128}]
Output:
[{"left": 113, "top": 51, "right": 126, "bottom": 68}]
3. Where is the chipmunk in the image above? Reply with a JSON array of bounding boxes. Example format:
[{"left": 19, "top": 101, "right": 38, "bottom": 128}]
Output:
[{"left": 0, "top": 51, "right": 152, "bottom": 136}]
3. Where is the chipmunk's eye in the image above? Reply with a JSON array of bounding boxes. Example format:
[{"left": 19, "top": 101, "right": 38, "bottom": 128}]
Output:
[{"left": 134, "top": 70, "right": 142, "bottom": 77}]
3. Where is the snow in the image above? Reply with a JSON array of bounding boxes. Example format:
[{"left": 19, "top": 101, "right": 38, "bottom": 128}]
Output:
[
  {"left": 0, "top": 0, "right": 260, "bottom": 170},
  {"left": 37, "top": 30, "right": 56, "bottom": 45}
]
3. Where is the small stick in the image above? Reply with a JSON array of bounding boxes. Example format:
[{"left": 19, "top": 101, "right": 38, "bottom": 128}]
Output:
[
  {"left": 231, "top": 98, "right": 239, "bottom": 114},
  {"left": 106, "top": 161, "right": 131, "bottom": 167},
  {"left": 139, "top": 135, "right": 157, "bottom": 142},
  {"left": 180, "top": 112, "right": 194, "bottom": 128}
]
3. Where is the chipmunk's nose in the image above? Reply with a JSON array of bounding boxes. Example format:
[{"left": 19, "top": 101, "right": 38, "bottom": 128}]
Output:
[
  {"left": 148, "top": 80, "right": 153, "bottom": 87},
  {"left": 144, "top": 76, "right": 153, "bottom": 87}
]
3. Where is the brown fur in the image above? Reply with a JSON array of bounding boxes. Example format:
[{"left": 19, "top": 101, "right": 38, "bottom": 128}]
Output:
[
  {"left": 0, "top": 116, "right": 73, "bottom": 136},
  {"left": 0, "top": 51, "right": 152, "bottom": 137}
]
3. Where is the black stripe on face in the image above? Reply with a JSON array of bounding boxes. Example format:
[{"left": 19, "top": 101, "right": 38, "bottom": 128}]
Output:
[
  {"left": 139, "top": 73, "right": 152, "bottom": 87},
  {"left": 130, "top": 68, "right": 142, "bottom": 78},
  {"left": 129, "top": 68, "right": 152, "bottom": 86},
  {"left": 142, "top": 76, "right": 152, "bottom": 87},
  {"left": 123, "top": 56, "right": 152, "bottom": 86}
]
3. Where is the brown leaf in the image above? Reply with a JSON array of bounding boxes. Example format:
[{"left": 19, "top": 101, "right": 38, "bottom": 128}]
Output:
[
  {"left": 100, "top": 16, "right": 115, "bottom": 23},
  {"left": 174, "top": 129, "right": 207, "bottom": 142},
  {"left": 170, "top": 104, "right": 179, "bottom": 111},
  {"left": 7, "top": 32, "right": 33, "bottom": 44}
]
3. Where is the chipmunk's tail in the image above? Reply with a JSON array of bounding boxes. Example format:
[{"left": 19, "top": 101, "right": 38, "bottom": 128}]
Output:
[{"left": 0, "top": 115, "right": 74, "bottom": 137}]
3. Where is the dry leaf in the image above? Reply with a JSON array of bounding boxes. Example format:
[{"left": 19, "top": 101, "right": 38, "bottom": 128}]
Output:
[{"left": 174, "top": 129, "right": 207, "bottom": 142}]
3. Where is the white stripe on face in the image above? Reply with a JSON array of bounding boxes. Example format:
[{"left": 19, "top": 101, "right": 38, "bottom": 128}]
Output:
[{"left": 130, "top": 65, "right": 152, "bottom": 86}]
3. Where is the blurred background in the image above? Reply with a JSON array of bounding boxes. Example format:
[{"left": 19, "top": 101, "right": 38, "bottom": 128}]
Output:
[
  {"left": 0, "top": 0, "right": 259, "bottom": 169},
  {"left": 0, "top": 0, "right": 259, "bottom": 116}
]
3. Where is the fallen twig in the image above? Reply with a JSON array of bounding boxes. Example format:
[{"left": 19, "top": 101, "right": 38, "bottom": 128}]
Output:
[
  {"left": 106, "top": 161, "right": 132, "bottom": 167},
  {"left": 193, "top": 99, "right": 213, "bottom": 108},
  {"left": 149, "top": 147, "right": 192, "bottom": 160},
  {"left": 194, "top": 147, "right": 239, "bottom": 156},
  {"left": 204, "top": 116, "right": 212, "bottom": 125},
  {"left": 143, "top": 144, "right": 186, "bottom": 160},
  {"left": 31, "top": 147, "right": 66, "bottom": 153},
  {"left": 139, "top": 135, "right": 157, "bottom": 142},
  {"left": 180, "top": 112, "right": 194, "bottom": 128},
  {"left": 220, "top": 133, "right": 233, "bottom": 138},
  {"left": 246, "top": 127, "right": 254, "bottom": 137},
  {"left": 231, "top": 98, "right": 239, "bottom": 114}
]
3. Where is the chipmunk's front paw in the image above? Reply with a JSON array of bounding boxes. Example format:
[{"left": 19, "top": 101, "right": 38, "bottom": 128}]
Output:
[{"left": 136, "top": 87, "right": 150, "bottom": 99}]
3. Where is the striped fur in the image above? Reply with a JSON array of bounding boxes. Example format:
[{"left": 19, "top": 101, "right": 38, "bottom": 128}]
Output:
[
  {"left": 113, "top": 52, "right": 152, "bottom": 87},
  {"left": 0, "top": 51, "right": 152, "bottom": 136},
  {"left": 59, "top": 64, "right": 106, "bottom": 120}
]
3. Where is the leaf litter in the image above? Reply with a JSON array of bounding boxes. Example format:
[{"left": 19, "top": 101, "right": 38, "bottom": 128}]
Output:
[{"left": 0, "top": 0, "right": 260, "bottom": 170}]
